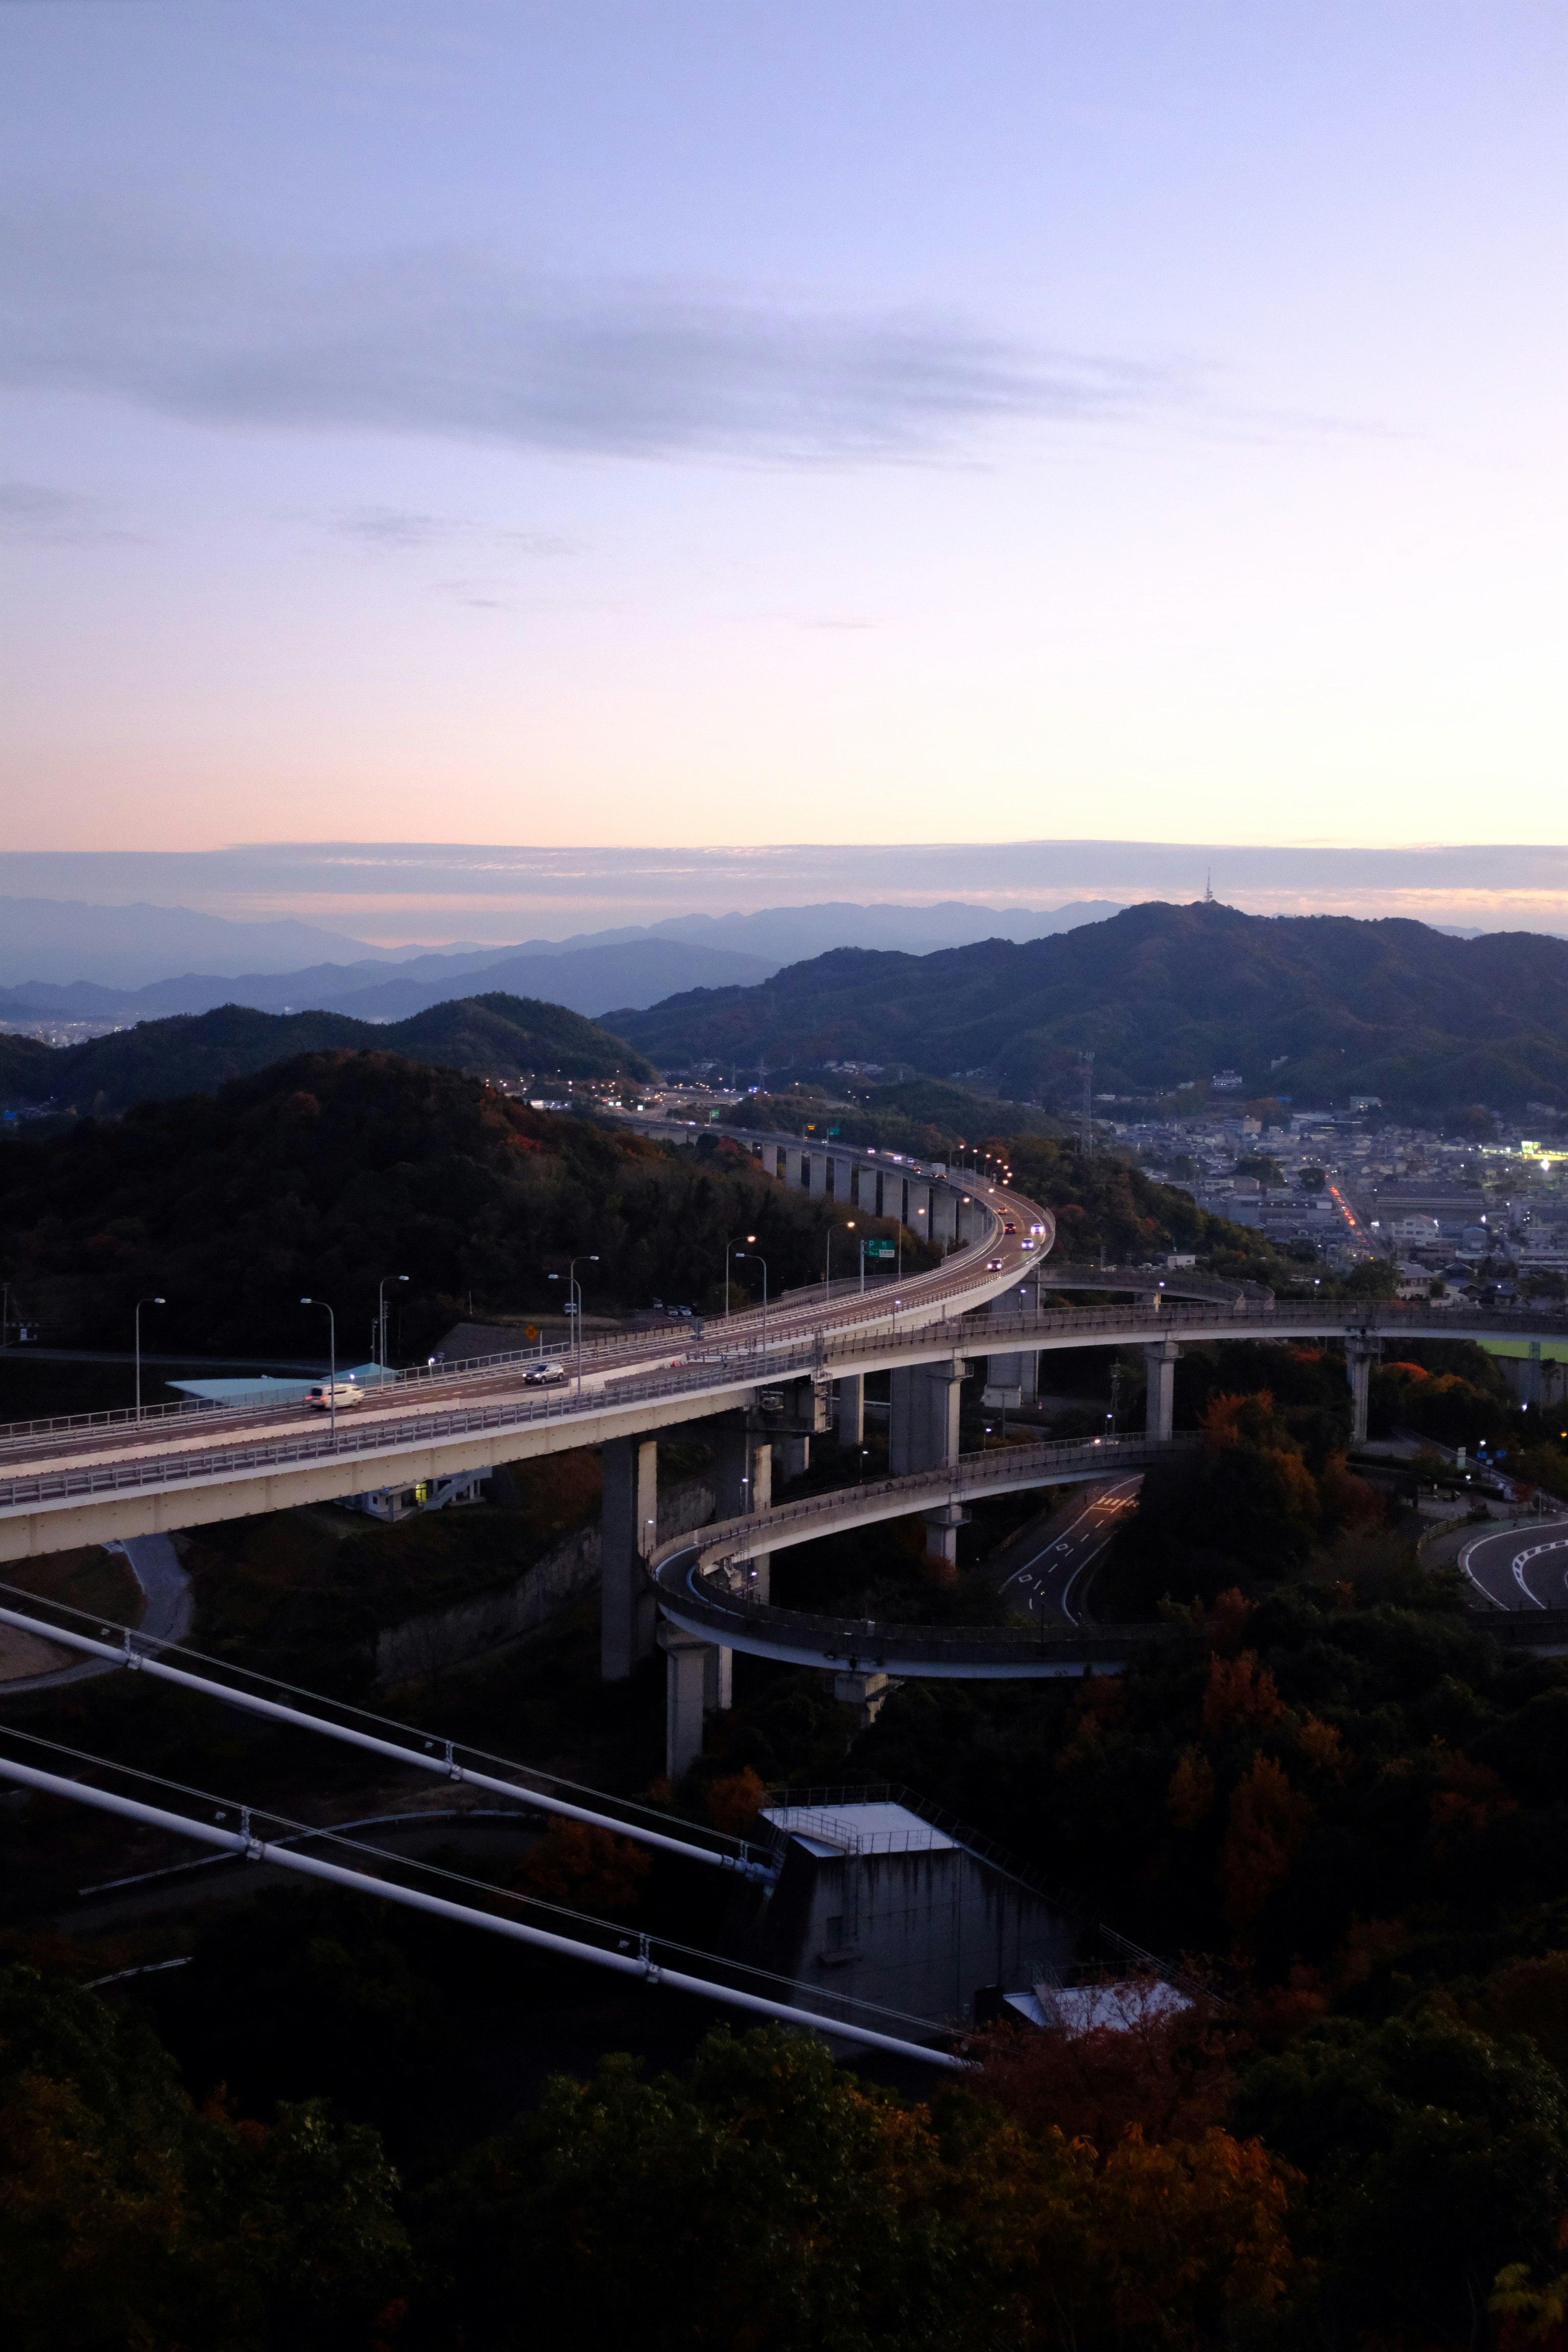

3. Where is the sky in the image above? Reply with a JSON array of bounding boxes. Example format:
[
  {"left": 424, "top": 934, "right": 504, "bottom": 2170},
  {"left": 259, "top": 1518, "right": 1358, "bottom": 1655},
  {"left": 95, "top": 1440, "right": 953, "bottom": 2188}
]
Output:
[{"left": 1, "top": 1, "right": 1565, "bottom": 885}]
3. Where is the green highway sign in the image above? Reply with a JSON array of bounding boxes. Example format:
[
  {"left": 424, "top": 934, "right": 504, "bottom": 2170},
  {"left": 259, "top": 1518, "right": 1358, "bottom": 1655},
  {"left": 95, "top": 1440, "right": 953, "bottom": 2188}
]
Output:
[{"left": 864, "top": 1239, "right": 896, "bottom": 1259}]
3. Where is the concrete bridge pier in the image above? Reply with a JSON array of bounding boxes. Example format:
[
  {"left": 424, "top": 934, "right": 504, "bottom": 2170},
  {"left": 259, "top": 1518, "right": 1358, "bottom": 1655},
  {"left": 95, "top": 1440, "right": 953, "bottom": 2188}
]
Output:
[
  {"left": 905, "top": 1181, "right": 933, "bottom": 1244},
  {"left": 834, "top": 1669, "right": 895, "bottom": 1728},
  {"left": 890, "top": 1360, "right": 969, "bottom": 1477},
  {"left": 1144, "top": 1339, "right": 1182, "bottom": 1441},
  {"left": 715, "top": 1416, "right": 772, "bottom": 1604},
  {"left": 930, "top": 1186, "right": 959, "bottom": 1248},
  {"left": 1345, "top": 1335, "right": 1383, "bottom": 1448},
  {"left": 601, "top": 1435, "right": 658, "bottom": 1680},
  {"left": 659, "top": 1624, "right": 712, "bottom": 1777},
  {"left": 880, "top": 1171, "right": 905, "bottom": 1227},
  {"left": 836, "top": 1374, "right": 865, "bottom": 1449},
  {"left": 922, "top": 1501, "right": 968, "bottom": 1566}
]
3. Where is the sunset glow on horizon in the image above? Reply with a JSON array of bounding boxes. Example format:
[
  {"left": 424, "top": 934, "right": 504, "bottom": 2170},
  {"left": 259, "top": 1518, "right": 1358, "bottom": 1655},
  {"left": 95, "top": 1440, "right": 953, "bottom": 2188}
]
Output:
[{"left": 2, "top": 3, "right": 1565, "bottom": 873}]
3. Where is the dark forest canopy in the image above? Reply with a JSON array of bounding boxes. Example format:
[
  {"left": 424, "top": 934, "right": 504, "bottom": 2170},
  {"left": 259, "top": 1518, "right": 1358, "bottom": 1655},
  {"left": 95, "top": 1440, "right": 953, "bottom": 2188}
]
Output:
[
  {"left": 0, "top": 1050, "right": 914, "bottom": 1359},
  {"left": 0, "top": 991, "right": 655, "bottom": 1116},
  {"left": 606, "top": 899, "right": 1568, "bottom": 1117}
]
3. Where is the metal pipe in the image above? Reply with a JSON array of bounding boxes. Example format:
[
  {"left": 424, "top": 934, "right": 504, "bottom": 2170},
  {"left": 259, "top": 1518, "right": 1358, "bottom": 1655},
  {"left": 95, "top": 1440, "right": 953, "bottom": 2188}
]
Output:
[
  {"left": 0, "top": 1752, "right": 967, "bottom": 2071},
  {"left": 0, "top": 1602, "right": 775, "bottom": 1880}
]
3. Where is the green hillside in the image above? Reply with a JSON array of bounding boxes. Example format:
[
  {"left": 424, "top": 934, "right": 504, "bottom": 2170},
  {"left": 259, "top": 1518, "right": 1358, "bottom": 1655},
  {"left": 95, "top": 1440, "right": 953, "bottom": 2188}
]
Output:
[
  {"left": 607, "top": 901, "right": 1568, "bottom": 1117},
  {"left": 0, "top": 1030, "right": 57, "bottom": 1105},
  {"left": 0, "top": 1050, "right": 868, "bottom": 1358},
  {"left": 0, "top": 991, "right": 655, "bottom": 1115}
]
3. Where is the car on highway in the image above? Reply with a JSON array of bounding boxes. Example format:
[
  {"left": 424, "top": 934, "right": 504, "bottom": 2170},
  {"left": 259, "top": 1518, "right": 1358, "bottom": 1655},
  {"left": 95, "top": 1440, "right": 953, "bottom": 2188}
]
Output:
[
  {"left": 986, "top": 1257, "right": 1005, "bottom": 1271},
  {"left": 1003, "top": 1221, "right": 1018, "bottom": 1235},
  {"left": 520, "top": 1360, "right": 569, "bottom": 1387},
  {"left": 305, "top": 1383, "right": 366, "bottom": 1410}
]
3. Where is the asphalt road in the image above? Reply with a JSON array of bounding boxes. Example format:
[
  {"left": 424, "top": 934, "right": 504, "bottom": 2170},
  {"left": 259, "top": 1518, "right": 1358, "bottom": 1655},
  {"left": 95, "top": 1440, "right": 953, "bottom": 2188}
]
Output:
[
  {"left": 990, "top": 1475, "right": 1142, "bottom": 1627},
  {"left": 1461, "top": 1516, "right": 1568, "bottom": 1611},
  {"left": 0, "top": 1178, "right": 1042, "bottom": 1485}
]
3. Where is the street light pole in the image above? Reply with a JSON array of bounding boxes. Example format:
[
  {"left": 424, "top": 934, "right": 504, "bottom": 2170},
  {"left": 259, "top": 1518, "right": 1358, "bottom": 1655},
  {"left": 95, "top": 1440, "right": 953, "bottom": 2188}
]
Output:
[
  {"left": 300, "top": 1297, "right": 336, "bottom": 1447},
  {"left": 549, "top": 1255, "right": 600, "bottom": 1392},
  {"left": 825, "top": 1220, "right": 854, "bottom": 1301},
  {"left": 377, "top": 1274, "right": 409, "bottom": 1371},
  {"left": 734, "top": 1252, "right": 768, "bottom": 1352},
  {"left": 134, "top": 1296, "right": 165, "bottom": 1417},
  {"left": 724, "top": 1234, "right": 757, "bottom": 1320}
]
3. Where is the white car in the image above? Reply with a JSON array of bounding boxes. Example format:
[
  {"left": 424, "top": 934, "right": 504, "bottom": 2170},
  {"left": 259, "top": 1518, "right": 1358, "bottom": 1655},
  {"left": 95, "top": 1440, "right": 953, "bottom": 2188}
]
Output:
[
  {"left": 305, "top": 1383, "right": 365, "bottom": 1410},
  {"left": 521, "top": 1360, "right": 569, "bottom": 1387}
]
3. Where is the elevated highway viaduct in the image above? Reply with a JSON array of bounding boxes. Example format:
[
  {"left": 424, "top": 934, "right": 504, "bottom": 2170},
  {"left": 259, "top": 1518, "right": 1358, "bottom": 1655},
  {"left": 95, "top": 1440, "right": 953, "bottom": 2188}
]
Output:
[{"left": 3, "top": 1120, "right": 1566, "bottom": 1760}]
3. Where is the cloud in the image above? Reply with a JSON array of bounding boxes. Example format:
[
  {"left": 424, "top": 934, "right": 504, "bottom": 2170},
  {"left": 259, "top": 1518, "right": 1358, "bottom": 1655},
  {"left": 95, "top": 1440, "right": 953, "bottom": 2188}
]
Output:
[
  {"left": 0, "top": 187, "right": 1177, "bottom": 463},
  {"left": 0, "top": 479, "right": 134, "bottom": 543},
  {"left": 330, "top": 506, "right": 576, "bottom": 557}
]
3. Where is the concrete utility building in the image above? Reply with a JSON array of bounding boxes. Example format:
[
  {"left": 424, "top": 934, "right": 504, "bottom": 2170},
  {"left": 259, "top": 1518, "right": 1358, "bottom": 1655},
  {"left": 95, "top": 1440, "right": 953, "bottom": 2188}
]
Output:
[{"left": 740, "top": 1797, "right": 1078, "bottom": 2029}]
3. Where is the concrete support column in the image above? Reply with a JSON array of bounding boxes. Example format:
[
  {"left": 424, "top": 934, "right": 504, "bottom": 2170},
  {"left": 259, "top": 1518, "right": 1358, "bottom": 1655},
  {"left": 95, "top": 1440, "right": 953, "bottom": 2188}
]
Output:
[
  {"left": 889, "top": 1360, "right": 968, "bottom": 1476},
  {"left": 703, "top": 1640, "right": 733, "bottom": 1714},
  {"left": 834, "top": 1669, "right": 895, "bottom": 1729},
  {"left": 955, "top": 1194, "right": 978, "bottom": 1245},
  {"left": 836, "top": 1374, "right": 865, "bottom": 1448},
  {"left": 987, "top": 1351, "right": 1039, "bottom": 1399},
  {"left": 930, "top": 1187, "right": 959, "bottom": 1247},
  {"left": 659, "top": 1625, "right": 710, "bottom": 1778},
  {"left": 881, "top": 1171, "right": 905, "bottom": 1227},
  {"left": 715, "top": 1417, "right": 772, "bottom": 1601},
  {"left": 1143, "top": 1339, "right": 1182, "bottom": 1441},
  {"left": 906, "top": 1181, "right": 932, "bottom": 1243},
  {"left": 807, "top": 1150, "right": 828, "bottom": 1196},
  {"left": 601, "top": 1435, "right": 657, "bottom": 1681},
  {"left": 779, "top": 1433, "right": 811, "bottom": 1478},
  {"left": 1344, "top": 1336, "right": 1383, "bottom": 1449},
  {"left": 922, "top": 1501, "right": 967, "bottom": 1565}
]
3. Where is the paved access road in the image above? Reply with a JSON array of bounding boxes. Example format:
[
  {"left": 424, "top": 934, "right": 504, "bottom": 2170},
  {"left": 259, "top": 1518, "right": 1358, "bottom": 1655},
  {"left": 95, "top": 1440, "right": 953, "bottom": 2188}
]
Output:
[
  {"left": 991, "top": 1478, "right": 1142, "bottom": 1626},
  {"left": 1462, "top": 1517, "right": 1568, "bottom": 1611}
]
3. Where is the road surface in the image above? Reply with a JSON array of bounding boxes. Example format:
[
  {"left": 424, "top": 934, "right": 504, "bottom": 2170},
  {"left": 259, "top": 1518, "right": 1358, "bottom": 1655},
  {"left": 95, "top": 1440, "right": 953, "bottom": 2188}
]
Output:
[
  {"left": 991, "top": 1478, "right": 1142, "bottom": 1626},
  {"left": 1461, "top": 1517, "right": 1568, "bottom": 1611}
]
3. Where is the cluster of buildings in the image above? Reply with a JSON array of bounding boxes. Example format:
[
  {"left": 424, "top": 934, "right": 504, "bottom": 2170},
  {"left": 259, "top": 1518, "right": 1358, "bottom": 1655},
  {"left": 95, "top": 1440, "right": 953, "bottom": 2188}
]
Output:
[{"left": 1113, "top": 1105, "right": 1568, "bottom": 1294}]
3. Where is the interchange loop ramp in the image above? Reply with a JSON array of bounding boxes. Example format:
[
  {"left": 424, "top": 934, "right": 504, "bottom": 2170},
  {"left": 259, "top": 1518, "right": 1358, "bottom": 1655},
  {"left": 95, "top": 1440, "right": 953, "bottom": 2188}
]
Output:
[
  {"left": 2, "top": 1107, "right": 1567, "bottom": 1565},
  {"left": 650, "top": 1429, "right": 1189, "bottom": 1675}
]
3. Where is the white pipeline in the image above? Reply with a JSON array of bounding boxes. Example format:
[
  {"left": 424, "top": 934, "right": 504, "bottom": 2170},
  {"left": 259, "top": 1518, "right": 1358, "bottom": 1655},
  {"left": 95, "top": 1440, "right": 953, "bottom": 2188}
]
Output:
[
  {"left": 0, "top": 1604, "right": 772, "bottom": 1881},
  {"left": 0, "top": 1752, "right": 966, "bottom": 2072}
]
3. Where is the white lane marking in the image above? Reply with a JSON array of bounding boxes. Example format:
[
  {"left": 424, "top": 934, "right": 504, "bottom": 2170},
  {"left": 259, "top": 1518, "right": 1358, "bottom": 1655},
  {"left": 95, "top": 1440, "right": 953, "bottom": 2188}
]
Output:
[
  {"left": 1460, "top": 1519, "right": 1568, "bottom": 1609},
  {"left": 1512, "top": 1539, "right": 1568, "bottom": 1610},
  {"left": 998, "top": 1477, "right": 1142, "bottom": 1596}
]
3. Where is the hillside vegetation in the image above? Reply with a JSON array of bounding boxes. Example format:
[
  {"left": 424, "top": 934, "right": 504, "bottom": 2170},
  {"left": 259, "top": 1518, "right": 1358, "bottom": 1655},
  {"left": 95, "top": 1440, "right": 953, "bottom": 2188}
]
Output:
[
  {"left": 0, "top": 991, "right": 654, "bottom": 1115},
  {"left": 608, "top": 899, "right": 1568, "bottom": 1116},
  {"left": 0, "top": 1051, "right": 899, "bottom": 1359}
]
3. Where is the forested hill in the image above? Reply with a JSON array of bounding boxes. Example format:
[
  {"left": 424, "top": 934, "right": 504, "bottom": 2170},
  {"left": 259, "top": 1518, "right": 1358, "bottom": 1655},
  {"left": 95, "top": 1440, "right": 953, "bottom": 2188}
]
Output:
[
  {"left": 606, "top": 900, "right": 1568, "bottom": 1115},
  {"left": 0, "top": 991, "right": 655, "bottom": 1114},
  {"left": 0, "top": 1050, "right": 856, "bottom": 1358}
]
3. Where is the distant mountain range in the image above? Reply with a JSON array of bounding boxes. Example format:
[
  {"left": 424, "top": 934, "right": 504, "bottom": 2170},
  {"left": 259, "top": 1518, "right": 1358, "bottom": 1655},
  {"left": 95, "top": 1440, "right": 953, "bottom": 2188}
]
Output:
[
  {"left": 605, "top": 901, "right": 1568, "bottom": 1116},
  {"left": 0, "top": 994, "right": 654, "bottom": 1115},
  {"left": 0, "top": 895, "right": 1123, "bottom": 1009}
]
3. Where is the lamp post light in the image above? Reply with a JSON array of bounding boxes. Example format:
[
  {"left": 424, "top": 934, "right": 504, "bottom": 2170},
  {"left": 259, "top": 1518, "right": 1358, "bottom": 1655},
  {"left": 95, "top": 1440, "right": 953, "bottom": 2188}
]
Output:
[
  {"left": 548, "top": 1255, "right": 599, "bottom": 1391},
  {"left": 724, "top": 1234, "right": 757, "bottom": 1320},
  {"left": 825, "top": 1220, "right": 854, "bottom": 1300},
  {"left": 734, "top": 1251, "right": 768, "bottom": 1351},
  {"left": 134, "top": 1296, "right": 165, "bottom": 1417},
  {"left": 300, "top": 1297, "right": 336, "bottom": 1447},
  {"left": 376, "top": 1274, "right": 409, "bottom": 1371}
]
